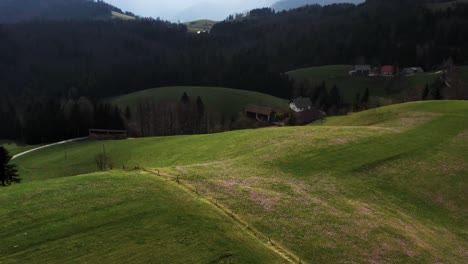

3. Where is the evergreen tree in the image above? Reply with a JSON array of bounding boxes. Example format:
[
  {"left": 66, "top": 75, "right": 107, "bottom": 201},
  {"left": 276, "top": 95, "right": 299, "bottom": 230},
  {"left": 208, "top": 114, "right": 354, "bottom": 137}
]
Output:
[
  {"left": 431, "top": 82, "right": 443, "bottom": 100},
  {"left": 0, "top": 147, "right": 20, "bottom": 186},
  {"left": 361, "top": 88, "right": 370, "bottom": 109},
  {"left": 125, "top": 106, "right": 132, "bottom": 120},
  {"left": 180, "top": 92, "right": 190, "bottom": 104},
  {"left": 422, "top": 84, "right": 429, "bottom": 100},
  {"left": 329, "top": 85, "right": 342, "bottom": 109},
  {"left": 196, "top": 96, "right": 205, "bottom": 116}
]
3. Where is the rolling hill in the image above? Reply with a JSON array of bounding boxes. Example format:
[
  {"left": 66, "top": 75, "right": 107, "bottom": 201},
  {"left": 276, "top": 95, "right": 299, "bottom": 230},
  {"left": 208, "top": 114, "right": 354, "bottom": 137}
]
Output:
[
  {"left": 184, "top": 19, "right": 217, "bottom": 33},
  {"left": 110, "top": 86, "right": 290, "bottom": 117},
  {"left": 0, "top": 0, "right": 123, "bottom": 23},
  {"left": 287, "top": 65, "right": 441, "bottom": 103},
  {"left": 9, "top": 101, "right": 468, "bottom": 263},
  {"left": 0, "top": 171, "right": 285, "bottom": 263},
  {"left": 272, "top": 0, "right": 364, "bottom": 11}
]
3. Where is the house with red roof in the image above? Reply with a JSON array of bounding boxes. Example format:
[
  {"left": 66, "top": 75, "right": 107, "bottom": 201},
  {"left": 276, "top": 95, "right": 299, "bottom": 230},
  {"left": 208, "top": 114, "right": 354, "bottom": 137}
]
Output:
[{"left": 381, "top": 65, "right": 394, "bottom": 77}]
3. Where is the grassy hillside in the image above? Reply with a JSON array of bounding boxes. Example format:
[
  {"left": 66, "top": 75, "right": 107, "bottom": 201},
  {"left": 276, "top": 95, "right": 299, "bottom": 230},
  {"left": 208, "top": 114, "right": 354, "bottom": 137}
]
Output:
[
  {"left": 287, "top": 65, "right": 440, "bottom": 103},
  {"left": 111, "top": 11, "right": 136, "bottom": 20},
  {"left": 111, "top": 86, "right": 289, "bottom": 117},
  {"left": 1, "top": 141, "right": 40, "bottom": 156},
  {"left": 12, "top": 100, "right": 467, "bottom": 263},
  {"left": 0, "top": 172, "right": 284, "bottom": 263},
  {"left": 184, "top": 19, "right": 217, "bottom": 33}
]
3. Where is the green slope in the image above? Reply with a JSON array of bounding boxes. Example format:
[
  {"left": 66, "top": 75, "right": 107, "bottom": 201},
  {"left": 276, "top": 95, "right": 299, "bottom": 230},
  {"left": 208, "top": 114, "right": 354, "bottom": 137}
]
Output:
[
  {"left": 12, "top": 101, "right": 468, "bottom": 263},
  {"left": 0, "top": 172, "right": 284, "bottom": 263},
  {"left": 287, "top": 65, "right": 440, "bottom": 103},
  {"left": 111, "top": 86, "right": 289, "bottom": 116},
  {"left": 111, "top": 11, "right": 135, "bottom": 20},
  {"left": 1, "top": 141, "right": 41, "bottom": 156},
  {"left": 184, "top": 19, "right": 217, "bottom": 33}
]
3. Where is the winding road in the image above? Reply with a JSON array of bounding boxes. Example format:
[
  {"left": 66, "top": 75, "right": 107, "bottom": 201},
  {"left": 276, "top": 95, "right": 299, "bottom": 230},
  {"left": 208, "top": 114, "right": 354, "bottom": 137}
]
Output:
[{"left": 12, "top": 137, "right": 88, "bottom": 160}]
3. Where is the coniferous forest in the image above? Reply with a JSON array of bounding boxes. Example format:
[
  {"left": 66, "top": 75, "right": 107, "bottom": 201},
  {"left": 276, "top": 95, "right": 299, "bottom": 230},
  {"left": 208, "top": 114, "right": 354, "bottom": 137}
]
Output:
[{"left": 1, "top": 0, "right": 467, "bottom": 143}]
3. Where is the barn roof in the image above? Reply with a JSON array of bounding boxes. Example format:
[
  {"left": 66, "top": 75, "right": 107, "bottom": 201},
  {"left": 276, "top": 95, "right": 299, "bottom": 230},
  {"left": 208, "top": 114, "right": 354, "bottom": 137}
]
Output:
[
  {"left": 381, "top": 65, "right": 394, "bottom": 72},
  {"left": 245, "top": 105, "right": 275, "bottom": 116}
]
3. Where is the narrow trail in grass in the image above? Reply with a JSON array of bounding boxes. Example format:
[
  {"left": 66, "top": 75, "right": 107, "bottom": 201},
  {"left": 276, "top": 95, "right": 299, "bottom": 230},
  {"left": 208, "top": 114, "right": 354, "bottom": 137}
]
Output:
[
  {"left": 144, "top": 168, "right": 302, "bottom": 264},
  {"left": 12, "top": 137, "right": 87, "bottom": 160}
]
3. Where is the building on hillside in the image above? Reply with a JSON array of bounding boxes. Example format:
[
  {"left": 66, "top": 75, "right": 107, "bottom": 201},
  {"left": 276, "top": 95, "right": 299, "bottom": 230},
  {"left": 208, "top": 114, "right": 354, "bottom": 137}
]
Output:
[
  {"left": 381, "top": 65, "right": 395, "bottom": 77},
  {"left": 89, "top": 129, "right": 128, "bottom": 140},
  {"left": 245, "top": 105, "right": 276, "bottom": 122},
  {"left": 349, "top": 65, "right": 371, "bottom": 76},
  {"left": 289, "top": 97, "right": 326, "bottom": 125},
  {"left": 289, "top": 97, "right": 313, "bottom": 112},
  {"left": 401, "top": 67, "right": 424, "bottom": 76}
]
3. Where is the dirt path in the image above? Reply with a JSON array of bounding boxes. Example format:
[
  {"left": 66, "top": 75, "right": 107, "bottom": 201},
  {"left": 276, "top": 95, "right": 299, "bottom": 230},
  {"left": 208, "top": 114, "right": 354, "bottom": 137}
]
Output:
[{"left": 12, "top": 137, "right": 88, "bottom": 160}]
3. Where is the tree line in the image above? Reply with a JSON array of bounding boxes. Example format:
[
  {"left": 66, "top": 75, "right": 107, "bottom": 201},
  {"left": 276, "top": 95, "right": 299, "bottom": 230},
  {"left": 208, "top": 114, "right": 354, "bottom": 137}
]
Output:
[{"left": 1, "top": 0, "right": 467, "bottom": 143}]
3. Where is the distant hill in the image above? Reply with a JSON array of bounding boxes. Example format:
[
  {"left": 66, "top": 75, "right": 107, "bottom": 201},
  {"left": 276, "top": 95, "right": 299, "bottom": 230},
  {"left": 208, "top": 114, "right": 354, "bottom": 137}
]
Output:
[
  {"left": 272, "top": 0, "right": 364, "bottom": 11},
  {"left": 0, "top": 0, "right": 126, "bottom": 23},
  {"left": 111, "top": 86, "right": 289, "bottom": 117},
  {"left": 184, "top": 19, "right": 217, "bottom": 33},
  {"left": 287, "top": 65, "right": 441, "bottom": 103}
]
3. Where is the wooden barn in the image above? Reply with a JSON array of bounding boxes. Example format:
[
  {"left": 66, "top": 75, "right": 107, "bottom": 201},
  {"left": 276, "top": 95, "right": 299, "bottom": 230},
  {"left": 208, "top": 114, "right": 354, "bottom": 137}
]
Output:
[
  {"left": 245, "top": 105, "right": 276, "bottom": 122},
  {"left": 89, "top": 129, "right": 128, "bottom": 140}
]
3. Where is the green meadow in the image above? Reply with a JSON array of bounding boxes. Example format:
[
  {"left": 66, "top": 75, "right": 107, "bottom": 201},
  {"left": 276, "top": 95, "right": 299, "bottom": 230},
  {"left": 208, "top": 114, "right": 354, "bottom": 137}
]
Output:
[
  {"left": 287, "top": 65, "right": 440, "bottom": 103},
  {"left": 111, "top": 11, "right": 135, "bottom": 20},
  {"left": 184, "top": 19, "right": 217, "bottom": 33},
  {"left": 111, "top": 86, "right": 290, "bottom": 117},
  {"left": 1, "top": 142, "right": 41, "bottom": 156},
  {"left": 5, "top": 101, "right": 468, "bottom": 263},
  {"left": 0, "top": 172, "right": 283, "bottom": 263}
]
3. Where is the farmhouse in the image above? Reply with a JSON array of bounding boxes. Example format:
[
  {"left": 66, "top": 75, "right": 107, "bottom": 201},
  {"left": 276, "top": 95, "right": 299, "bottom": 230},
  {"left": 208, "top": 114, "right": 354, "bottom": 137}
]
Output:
[
  {"left": 89, "top": 129, "right": 127, "bottom": 140},
  {"left": 349, "top": 65, "right": 371, "bottom": 76},
  {"left": 289, "top": 97, "right": 313, "bottom": 112},
  {"left": 401, "top": 67, "right": 424, "bottom": 76},
  {"left": 245, "top": 105, "right": 276, "bottom": 122},
  {"left": 289, "top": 97, "right": 326, "bottom": 124},
  {"left": 381, "top": 65, "right": 394, "bottom": 77}
]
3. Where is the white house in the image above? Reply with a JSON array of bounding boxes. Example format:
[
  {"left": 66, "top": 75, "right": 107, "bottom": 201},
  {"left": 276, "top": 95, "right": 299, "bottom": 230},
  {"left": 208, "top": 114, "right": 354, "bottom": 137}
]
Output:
[{"left": 290, "top": 97, "right": 313, "bottom": 113}]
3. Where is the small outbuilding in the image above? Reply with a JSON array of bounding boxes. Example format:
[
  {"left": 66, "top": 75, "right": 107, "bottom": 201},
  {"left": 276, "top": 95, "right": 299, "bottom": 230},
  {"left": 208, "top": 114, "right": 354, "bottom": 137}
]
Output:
[
  {"left": 89, "top": 129, "right": 128, "bottom": 140},
  {"left": 381, "top": 65, "right": 395, "bottom": 77},
  {"left": 349, "top": 65, "right": 371, "bottom": 76},
  {"left": 245, "top": 105, "right": 276, "bottom": 122},
  {"left": 401, "top": 67, "right": 424, "bottom": 76}
]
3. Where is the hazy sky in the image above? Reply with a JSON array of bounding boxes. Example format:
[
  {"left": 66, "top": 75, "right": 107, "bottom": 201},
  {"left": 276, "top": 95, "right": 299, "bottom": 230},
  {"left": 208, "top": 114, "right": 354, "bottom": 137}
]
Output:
[{"left": 106, "top": 0, "right": 276, "bottom": 21}]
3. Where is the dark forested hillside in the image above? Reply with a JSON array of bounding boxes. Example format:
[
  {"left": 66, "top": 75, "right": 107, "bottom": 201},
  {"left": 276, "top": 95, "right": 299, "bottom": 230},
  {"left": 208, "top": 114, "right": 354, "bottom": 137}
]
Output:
[
  {"left": 1, "top": 0, "right": 467, "bottom": 143},
  {"left": 272, "top": 0, "right": 364, "bottom": 11},
  {"left": 0, "top": 0, "right": 121, "bottom": 23},
  {"left": 218, "top": 0, "right": 468, "bottom": 71}
]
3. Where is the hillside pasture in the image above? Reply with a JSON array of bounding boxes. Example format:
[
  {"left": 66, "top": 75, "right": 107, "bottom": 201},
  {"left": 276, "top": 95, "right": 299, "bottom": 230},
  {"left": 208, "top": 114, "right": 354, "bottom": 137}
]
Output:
[
  {"left": 184, "top": 19, "right": 217, "bottom": 33},
  {"left": 1, "top": 141, "right": 41, "bottom": 156},
  {"left": 12, "top": 101, "right": 468, "bottom": 263},
  {"left": 287, "top": 65, "right": 440, "bottom": 103},
  {"left": 0, "top": 172, "right": 284, "bottom": 263},
  {"left": 111, "top": 86, "right": 289, "bottom": 117},
  {"left": 111, "top": 11, "right": 135, "bottom": 20}
]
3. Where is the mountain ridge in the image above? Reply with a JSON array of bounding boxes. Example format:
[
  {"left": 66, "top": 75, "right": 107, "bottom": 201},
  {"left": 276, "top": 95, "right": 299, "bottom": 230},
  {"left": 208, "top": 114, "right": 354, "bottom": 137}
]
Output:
[
  {"left": 0, "top": 0, "right": 124, "bottom": 23},
  {"left": 272, "top": 0, "right": 364, "bottom": 11}
]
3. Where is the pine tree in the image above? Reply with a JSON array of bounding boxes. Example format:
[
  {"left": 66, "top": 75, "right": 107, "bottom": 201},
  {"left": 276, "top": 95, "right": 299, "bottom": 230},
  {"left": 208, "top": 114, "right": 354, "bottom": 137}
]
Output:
[
  {"left": 180, "top": 92, "right": 190, "bottom": 104},
  {"left": 125, "top": 106, "right": 132, "bottom": 120},
  {"left": 422, "top": 84, "right": 429, "bottom": 100},
  {"left": 196, "top": 96, "right": 205, "bottom": 116},
  {"left": 0, "top": 147, "right": 20, "bottom": 186},
  {"left": 361, "top": 88, "right": 370, "bottom": 110},
  {"left": 329, "top": 85, "right": 342, "bottom": 109}
]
